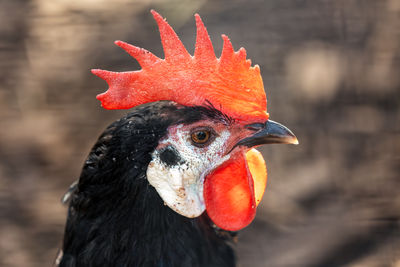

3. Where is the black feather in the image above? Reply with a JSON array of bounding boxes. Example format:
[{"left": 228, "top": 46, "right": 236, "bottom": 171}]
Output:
[
  {"left": 159, "top": 146, "right": 183, "bottom": 167},
  {"left": 59, "top": 101, "right": 236, "bottom": 267}
]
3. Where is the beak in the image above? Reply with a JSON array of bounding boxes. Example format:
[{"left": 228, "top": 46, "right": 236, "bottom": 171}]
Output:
[{"left": 237, "top": 120, "right": 299, "bottom": 148}]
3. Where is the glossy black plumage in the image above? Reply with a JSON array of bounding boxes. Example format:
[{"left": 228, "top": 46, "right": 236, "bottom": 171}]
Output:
[{"left": 59, "top": 101, "right": 236, "bottom": 267}]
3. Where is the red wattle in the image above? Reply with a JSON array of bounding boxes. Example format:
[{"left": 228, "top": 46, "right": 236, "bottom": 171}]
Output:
[{"left": 204, "top": 151, "right": 256, "bottom": 231}]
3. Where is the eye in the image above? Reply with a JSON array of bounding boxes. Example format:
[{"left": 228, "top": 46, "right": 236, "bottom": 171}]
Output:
[{"left": 191, "top": 129, "right": 211, "bottom": 146}]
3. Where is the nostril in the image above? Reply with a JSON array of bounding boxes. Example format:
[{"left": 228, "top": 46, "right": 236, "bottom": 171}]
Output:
[{"left": 245, "top": 123, "right": 265, "bottom": 131}]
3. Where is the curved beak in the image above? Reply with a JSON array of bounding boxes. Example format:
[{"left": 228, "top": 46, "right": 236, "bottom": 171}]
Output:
[{"left": 237, "top": 120, "right": 299, "bottom": 148}]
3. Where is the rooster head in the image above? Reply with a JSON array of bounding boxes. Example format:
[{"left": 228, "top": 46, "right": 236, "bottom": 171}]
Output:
[{"left": 92, "top": 10, "right": 298, "bottom": 231}]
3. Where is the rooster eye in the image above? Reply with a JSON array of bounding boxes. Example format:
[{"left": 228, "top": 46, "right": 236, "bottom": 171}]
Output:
[{"left": 191, "top": 129, "right": 211, "bottom": 146}]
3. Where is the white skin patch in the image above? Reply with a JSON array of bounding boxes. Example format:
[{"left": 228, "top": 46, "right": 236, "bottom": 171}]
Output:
[{"left": 146, "top": 124, "right": 232, "bottom": 218}]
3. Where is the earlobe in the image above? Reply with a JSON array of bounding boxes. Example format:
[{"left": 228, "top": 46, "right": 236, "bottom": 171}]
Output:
[{"left": 245, "top": 149, "right": 267, "bottom": 206}]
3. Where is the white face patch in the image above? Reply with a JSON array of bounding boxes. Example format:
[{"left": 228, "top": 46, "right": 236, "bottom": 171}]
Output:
[{"left": 146, "top": 124, "right": 231, "bottom": 218}]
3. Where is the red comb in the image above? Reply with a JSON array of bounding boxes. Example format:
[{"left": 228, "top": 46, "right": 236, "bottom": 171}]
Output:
[{"left": 92, "top": 10, "right": 268, "bottom": 122}]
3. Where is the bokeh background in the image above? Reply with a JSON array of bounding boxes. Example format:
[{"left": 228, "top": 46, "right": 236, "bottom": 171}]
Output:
[{"left": 1, "top": 0, "right": 399, "bottom": 266}]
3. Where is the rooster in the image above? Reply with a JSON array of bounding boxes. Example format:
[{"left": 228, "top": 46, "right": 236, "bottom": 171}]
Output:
[{"left": 57, "top": 10, "right": 298, "bottom": 267}]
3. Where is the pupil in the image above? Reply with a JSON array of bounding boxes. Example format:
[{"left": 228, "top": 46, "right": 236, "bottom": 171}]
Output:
[{"left": 196, "top": 131, "right": 207, "bottom": 140}]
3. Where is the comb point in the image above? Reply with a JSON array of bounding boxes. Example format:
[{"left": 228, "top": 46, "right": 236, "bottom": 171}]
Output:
[
  {"left": 114, "top": 40, "right": 160, "bottom": 67},
  {"left": 194, "top": 13, "right": 215, "bottom": 62},
  {"left": 152, "top": 10, "right": 190, "bottom": 61},
  {"left": 238, "top": 47, "right": 247, "bottom": 60},
  {"left": 220, "top": 34, "right": 234, "bottom": 64},
  {"left": 91, "top": 69, "right": 112, "bottom": 80}
]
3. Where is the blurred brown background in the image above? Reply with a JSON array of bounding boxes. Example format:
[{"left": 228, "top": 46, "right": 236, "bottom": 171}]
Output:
[{"left": 0, "top": 0, "right": 399, "bottom": 266}]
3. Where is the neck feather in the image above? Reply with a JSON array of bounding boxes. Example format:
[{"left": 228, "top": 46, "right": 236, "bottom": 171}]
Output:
[{"left": 59, "top": 102, "right": 235, "bottom": 267}]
